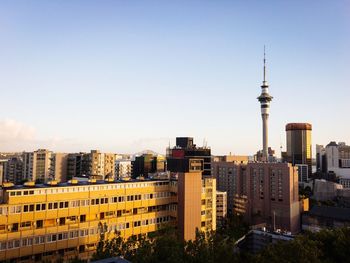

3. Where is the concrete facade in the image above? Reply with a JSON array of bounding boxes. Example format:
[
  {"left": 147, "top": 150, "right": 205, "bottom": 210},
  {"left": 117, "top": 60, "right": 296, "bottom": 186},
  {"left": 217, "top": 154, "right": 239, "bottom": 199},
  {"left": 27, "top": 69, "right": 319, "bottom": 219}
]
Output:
[{"left": 213, "top": 162, "right": 300, "bottom": 234}]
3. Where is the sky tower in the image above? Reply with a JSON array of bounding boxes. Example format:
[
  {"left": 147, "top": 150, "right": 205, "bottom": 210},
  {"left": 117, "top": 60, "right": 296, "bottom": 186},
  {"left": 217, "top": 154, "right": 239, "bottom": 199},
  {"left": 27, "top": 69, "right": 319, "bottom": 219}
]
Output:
[{"left": 257, "top": 47, "right": 273, "bottom": 161}]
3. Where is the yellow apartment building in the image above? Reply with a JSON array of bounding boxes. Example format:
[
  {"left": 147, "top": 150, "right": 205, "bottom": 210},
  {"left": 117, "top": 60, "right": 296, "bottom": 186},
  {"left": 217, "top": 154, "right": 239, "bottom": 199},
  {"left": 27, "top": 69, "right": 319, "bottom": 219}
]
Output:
[{"left": 0, "top": 176, "right": 216, "bottom": 262}]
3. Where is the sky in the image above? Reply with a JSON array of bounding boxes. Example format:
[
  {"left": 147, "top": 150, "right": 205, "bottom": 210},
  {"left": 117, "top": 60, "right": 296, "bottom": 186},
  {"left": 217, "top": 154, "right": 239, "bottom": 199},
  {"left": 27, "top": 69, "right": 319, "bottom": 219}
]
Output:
[{"left": 0, "top": 0, "right": 349, "bottom": 156}]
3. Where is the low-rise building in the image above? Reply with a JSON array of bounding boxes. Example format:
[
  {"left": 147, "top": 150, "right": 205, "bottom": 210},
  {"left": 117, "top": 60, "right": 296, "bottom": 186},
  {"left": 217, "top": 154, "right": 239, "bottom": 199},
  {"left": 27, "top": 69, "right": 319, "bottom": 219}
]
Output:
[
  {"left": 235, "top": 229, "right": 294, "bottom": 254},
  {"left": 302, "top": 205, "right": 350, "bottom": 232}
]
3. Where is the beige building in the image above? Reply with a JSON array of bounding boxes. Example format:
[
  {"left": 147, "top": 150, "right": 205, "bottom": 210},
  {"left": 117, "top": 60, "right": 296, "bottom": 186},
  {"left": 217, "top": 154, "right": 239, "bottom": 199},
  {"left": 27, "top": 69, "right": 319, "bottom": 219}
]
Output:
[
  {"left": 213, "top": 155, "right": 249, "bottom": 164},
  {"left": 87, "top": 150, "right": 115, "bottom": 179},
  {"left": 0, "top": 162, "right": 4, "bottom": 185},
  {"left": 216, "top": 191, "right": 227, "bottom": 227},
  {"left": 22, "top": 149, "right": 52, "bottom": 183},
  {"left": 49, "top": 153, "right": 69, "bottom": 183},
  {"left": 213, "top": 162, "right": 300, "bottom": 234}
]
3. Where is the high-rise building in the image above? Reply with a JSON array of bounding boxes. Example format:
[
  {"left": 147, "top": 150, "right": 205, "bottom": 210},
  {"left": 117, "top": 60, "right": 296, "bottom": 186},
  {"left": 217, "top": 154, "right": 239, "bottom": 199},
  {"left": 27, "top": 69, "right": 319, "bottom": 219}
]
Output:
[
  {"left": 22, "top": 149, "right": 52, "bottom": 183},
  {"left": 49, "top": 153, "right": 69, "bottom": 182},
  {"left": 115, "top": 159, "right": 132, "bottom": 179},
  {"left": 316, "top": 142, "right": 350, "bottom": 188},
  {"left": 4, "top": 157, "right": 23, "bottom": 184},
  {"left": 212, "top": 161, "right": 300, "bottom": 234},
  {"left": 283, "top": 123, "right": 312, "bottom": 181},
  {"left": 131, "top": 154, "right": 166, "bottom": 179},
  {"left": 167, "top": 137, "right": 216, "bottom": 239},
  {"left": 67, "top": 153, "right": 86, "bottom": 179},
  {"left": 257, "top": 49, "right": 273, "bottom": 161},
  {"left": 216, "top": 191, "right": 227, "bottom": 227},
  {"left": 167, "top": 137, "right": 211, "bottom": 177},
  {"left": 0, "top": 161, "right": 6, "bottom": 185},
  {"left": 67, "top": 151, "right": 116, "bottom": 180}
]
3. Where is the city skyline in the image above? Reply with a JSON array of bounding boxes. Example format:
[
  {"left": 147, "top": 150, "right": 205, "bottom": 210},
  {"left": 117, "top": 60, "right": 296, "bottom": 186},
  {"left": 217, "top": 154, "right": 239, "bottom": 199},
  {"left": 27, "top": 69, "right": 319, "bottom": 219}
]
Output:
[{"left": 0, "top": 1, "right": 349, "bottom": 155}]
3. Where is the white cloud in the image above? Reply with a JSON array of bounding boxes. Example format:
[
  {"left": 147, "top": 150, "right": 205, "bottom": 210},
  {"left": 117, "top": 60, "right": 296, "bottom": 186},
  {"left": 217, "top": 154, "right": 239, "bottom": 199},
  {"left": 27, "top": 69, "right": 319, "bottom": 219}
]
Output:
[
  {"left": 0, "top": 119, "right": 36, "bottom": 142},
  {"left": 0, "top": 119, "right": 83, "bottom": 152}
]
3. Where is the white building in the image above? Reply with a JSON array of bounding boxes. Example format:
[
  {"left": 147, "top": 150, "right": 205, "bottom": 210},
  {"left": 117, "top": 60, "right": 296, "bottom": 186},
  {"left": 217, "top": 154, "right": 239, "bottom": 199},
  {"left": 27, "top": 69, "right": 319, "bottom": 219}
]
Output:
[
  {"left": 316, "top": 142, "right": 350, "bottom": 188},
  {"left": 115, "top": 159, "right": 132, "bottom": 179}
]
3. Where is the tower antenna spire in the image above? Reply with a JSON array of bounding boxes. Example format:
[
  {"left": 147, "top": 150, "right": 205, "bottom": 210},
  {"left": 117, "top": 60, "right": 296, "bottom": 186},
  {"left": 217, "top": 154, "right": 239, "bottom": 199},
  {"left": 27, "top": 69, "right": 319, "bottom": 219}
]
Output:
[{"left": 263, "top": 45, "right": 266, "bottom": 83}]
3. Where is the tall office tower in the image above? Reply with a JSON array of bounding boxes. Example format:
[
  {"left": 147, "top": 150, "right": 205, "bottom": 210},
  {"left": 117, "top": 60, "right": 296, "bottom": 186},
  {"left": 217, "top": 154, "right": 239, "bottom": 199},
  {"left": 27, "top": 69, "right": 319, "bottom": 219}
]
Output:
[
  {"left": 22, "top": 149, "right": 52, "bottom": 183},
  {"left": 4, "top": 157, "right": 23, "bottom": 184},
  {"left": 49, "top": 153, "right": 69, "bottom": 182},
  {"left": 167, "top": 137, "right": 211, "bottom": 177},
  {"left": 167, "top": 137, "right": 216, "bottom": 240},
  {"left": 316, "top": 144, "right": 327, "bottom": 173},
  {"left": 284, "top": 123, "right": 312, "bottom": 180},
  {"left": 257, "top": 49, "right": 273, "bottom": 161},
  {"left": 131, "top": 154, "right": 166, "bottom": 179},
  {"left": 212, "top": 161, "right": 300, "bottom": 234}
]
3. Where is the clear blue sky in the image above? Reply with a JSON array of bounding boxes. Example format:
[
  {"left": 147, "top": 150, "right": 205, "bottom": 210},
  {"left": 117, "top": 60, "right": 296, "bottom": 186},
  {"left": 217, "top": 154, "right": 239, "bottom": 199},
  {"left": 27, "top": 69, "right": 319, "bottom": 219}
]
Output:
[{"left": 0, "top": 0, "right": 349, "bottom": 155}]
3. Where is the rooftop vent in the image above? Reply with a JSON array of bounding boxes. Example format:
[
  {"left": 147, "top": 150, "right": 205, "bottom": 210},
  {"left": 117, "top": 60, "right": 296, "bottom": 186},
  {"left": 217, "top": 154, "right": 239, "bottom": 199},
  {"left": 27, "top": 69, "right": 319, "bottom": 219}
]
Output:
[
  {"left": 2, "top": 182, "right": 14, "bottom": 188},
  {"left": 24, "top": 181, "right": 35, "bottom": 187},
  {"left": 68, "top": 179, "right": 78, "bottom": 185},
  {"left": 47, "top": 180, "right": 58, "bottom": 186},
  {"left": 88, "top": 179, "right": 97, "bottom": 184}
]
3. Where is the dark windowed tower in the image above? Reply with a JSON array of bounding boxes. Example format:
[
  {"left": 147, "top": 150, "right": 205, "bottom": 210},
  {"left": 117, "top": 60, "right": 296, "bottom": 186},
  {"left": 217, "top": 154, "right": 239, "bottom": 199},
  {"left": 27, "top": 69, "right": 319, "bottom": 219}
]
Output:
[{"left": 166, "top": 137, "right": 211, "bottom": 177}]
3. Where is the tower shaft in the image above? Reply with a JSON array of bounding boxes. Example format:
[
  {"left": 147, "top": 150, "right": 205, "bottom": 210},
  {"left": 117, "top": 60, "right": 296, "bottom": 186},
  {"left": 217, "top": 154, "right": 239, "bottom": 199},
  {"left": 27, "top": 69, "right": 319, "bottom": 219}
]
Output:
[
  {"left": 262, "top": 114, "right": 269, "bottom": 159},
  {"left": 257, "top": 47, "right": 273, "bottom": 161}
]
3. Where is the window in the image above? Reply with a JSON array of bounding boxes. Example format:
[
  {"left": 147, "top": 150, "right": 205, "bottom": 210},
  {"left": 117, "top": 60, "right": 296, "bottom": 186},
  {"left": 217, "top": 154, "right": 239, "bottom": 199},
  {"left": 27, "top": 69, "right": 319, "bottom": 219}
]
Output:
[
  {"left": 0, "top": 242, "right": 7, "bottom": 251},
  {"left": 29, "top": 205, "right": 34, "bottom": 212},
  {"left": 21, "top": 221, "right": 31, "bottom": 228},
  {"left": 59, "top": 218, "right": 65, "bottom": 226},
  {"left": 69, "top": 230, "right": 79, "bottom": 239},
  {"left": 80, "top": 215, "right": 86, "bottom": 222},
  {"left": 36, "top": 220, "right": 43, "bottom": 229},
  {"left": 12, "top": 223, "right": 19, "bottom": 232}
]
